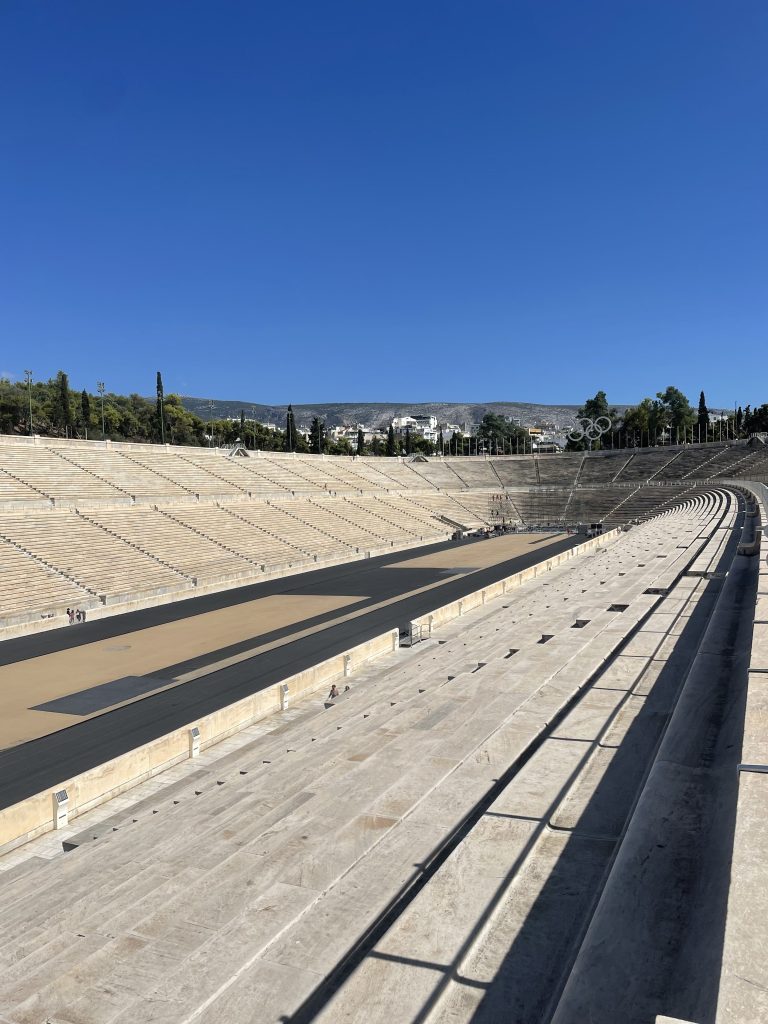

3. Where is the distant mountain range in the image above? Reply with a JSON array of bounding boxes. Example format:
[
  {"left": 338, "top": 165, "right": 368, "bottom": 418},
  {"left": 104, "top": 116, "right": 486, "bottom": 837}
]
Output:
[{"left": 179, "top": 398, "right": 632, "bottom": 432}]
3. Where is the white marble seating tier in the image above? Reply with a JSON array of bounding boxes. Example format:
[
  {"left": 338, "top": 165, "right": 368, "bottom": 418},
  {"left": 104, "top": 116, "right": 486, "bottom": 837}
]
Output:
[
  {"left": 0, "top": 495, "right": 731, "bottom": 1024},
  {"left": 0, "top": 535, "right": 92, "bottom": 621},
  {"left": 0, "top": 509, "right": 187, "bottom": 601},
  {"left": 82, "top": 507, "right": 256, "bottom": 580}
]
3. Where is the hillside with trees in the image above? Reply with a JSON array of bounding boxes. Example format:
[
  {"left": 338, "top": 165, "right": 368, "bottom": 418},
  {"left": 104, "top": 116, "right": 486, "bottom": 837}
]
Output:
[{"left": 0, "top": 373, "right": 764, "bottom": 454}]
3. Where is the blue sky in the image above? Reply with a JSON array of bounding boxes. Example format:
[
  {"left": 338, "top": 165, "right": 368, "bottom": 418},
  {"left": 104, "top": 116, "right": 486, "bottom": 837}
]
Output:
[{"left": 1, "top": 1, "right": 765, "bottom": 407}]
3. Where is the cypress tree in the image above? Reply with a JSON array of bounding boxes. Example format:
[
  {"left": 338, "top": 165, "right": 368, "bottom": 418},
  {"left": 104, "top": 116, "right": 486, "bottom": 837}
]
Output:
[
  {"left": 240, "top": 409, "right": 245, "bottom": 441},
  {"left": 309, "top": 416, "right": 325, "bottom": 454},
  {"left": 285, "top": 405, "right": 296, "bottom": 452},
  {"left": 405, "top": 426, "right": 412, "bottom": 455},
  {"left": 55, "top": 371, "right": 73, "bottom": 435},
  {"left": 156, "top": 371, "right": 165, "bottom": 443},
  {"left": 438, "top": 428, "right": 444, "bottom": 454},
  {"left": 386, "top": 423, "right": 396, "bottom": 457},
  {"left": 356, "top": 427, "right": 364, "bottom": 456},
  {"left": 80, "top": 389, "right": 91, "bottom": 432},
  {"left": 736, "top": 406, "right": 743, "bottom": 435},
  {"left": 697, "top": 390, "right": 708, "bottom": 440}
]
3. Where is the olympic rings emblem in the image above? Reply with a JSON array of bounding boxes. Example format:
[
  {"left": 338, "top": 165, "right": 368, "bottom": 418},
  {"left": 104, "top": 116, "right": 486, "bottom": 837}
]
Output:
[{"left": 567, "top": 416, "right": 612, "bottom": 443}]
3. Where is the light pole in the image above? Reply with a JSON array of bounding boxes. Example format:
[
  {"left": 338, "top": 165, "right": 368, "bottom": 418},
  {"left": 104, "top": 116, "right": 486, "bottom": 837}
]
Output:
[
  {"left": 97, "top": 381, "right": 106, "bottom": 440},
  {"left": 23, "top": 370, "right": 33, "bottom": 435}
]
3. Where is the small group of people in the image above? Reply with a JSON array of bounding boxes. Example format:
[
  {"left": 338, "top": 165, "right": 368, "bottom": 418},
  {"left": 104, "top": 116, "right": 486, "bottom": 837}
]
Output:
[
  {"left": 328, "top": 684, "right": 351, "bottom": 700},
  {"left": 66, "top": 607, "right": 87, "bottom": 624}
]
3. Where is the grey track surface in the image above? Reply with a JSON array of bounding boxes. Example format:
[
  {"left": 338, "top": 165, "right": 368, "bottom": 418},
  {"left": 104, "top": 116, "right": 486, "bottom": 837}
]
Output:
[
  {"left": 31, "top": 676, "right": 173, "bottom": 717},
  {"left": 0, "top": 533, "right": 579, "bottom": 811}
]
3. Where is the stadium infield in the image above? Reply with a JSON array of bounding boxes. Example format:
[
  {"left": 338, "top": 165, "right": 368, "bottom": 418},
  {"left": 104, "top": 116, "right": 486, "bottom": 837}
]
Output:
[{"left": 0, "top": 530, "right": 578, "bottom": 809}]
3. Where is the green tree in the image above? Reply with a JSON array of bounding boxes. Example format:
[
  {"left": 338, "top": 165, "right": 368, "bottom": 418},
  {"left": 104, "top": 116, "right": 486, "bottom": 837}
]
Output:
[
  {"left": 748, "top": 404, "right": 768, "bottom": 432},
  {"left": 437, "top": 428, "right": 444, "bottom": 454},
  {"left": 410, "top": 434, "right": 435, "bottom": 456},
  {"left": 163, "top": 394, "right": 205, "bottom": 445},
  {"left": 239, "top": 410, "right": 246, "bottom": 441},
  {"left": 156, "top": 371, "right": 165, "bottom": 443},
  {"left": 736, "top": 406, "right": 743, "bottom": 436},
  {"left": 620, "top": 397, "right": 666, "bottom": 447},
  {"left": 371, "top": 435, "right": 381, "bottom": 456},
  {"left": 565, "top": 391, "right": 617, "bottom": 451},
  {"left": 478, "top": 412, "right": 528, "bottom": 454},
  {"left": 54, "top": 370, "right": 73, "bottom": 435},
  {"left": 697, "top": 390, "right": 709, "bottom": 440},
  {"left": 285, "top": 405, "right": 297, "bottom": 452},
  {"left": 657, "top": 386, "right": 695, "bottom": 443},
  {"left": 309, "top": 416, "right": 326, "bottom": 454},
  {"left": 80, "top": 390, "right": 91, "bottom": 433},
  {"left": 386, "top": 423, "right": 396, "bottom": 457},
  {"left": 0, "top": 377, "right": 24, "bottom": 434},
  {"left": 329, "top": 436, "right": 353, "bottom": 455},
  {"left": 356, "top": 428, "right": 365, "bottom": 456}
]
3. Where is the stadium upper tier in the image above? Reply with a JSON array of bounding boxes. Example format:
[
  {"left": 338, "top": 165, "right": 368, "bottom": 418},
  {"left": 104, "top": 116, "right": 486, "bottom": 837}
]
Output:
[
  {"left": 0, "top": 436, "right": 766, "bottom": 508},
  {"left": 0, "top": 435, "right": 766, "bottom": 633}
]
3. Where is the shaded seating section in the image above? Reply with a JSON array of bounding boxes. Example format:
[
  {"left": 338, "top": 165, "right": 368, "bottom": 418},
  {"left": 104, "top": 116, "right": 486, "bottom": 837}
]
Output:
[
  {"left": 566, "top": 487, "right": 625, "bottom": 524},
  {"left": 653, "top": 445, "right": 726, "bottom": 479},
  {"left": 512, "top": 490, "right": 570, "bottom": 525},
  {"left": 604, "top": 485, "right": 693, "bottom": 523},
  {"left": 0, "top": 495, "right": 734, "bottom": 1024},
  {"left": 576, "top": 452, "right": 631, "bottom": 484},
  {"left": 492, "top": 458, "right": 539, "bottom": 486},
  {"left": 717, "top": 486, "right": 768, "bottom": 1020},
  {"left": 536, "top": 457, "right": 580, "bottom": 487},
  {"left": 454, "top": 491, "right": 513, "bottom": 524},
  {"left": 710, "top": 446, "right": 768, "bottom": 481},
  {"left": 614, "top": 450, "right": 678, "bottom": 481}
]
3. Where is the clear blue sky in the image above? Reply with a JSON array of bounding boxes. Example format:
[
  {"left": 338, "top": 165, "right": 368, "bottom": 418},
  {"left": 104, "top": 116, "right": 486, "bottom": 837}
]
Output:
[{"left": 1, "top": 1, "right": 765, "bottom": 408}]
